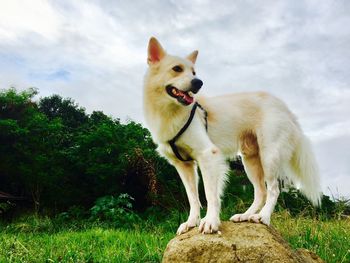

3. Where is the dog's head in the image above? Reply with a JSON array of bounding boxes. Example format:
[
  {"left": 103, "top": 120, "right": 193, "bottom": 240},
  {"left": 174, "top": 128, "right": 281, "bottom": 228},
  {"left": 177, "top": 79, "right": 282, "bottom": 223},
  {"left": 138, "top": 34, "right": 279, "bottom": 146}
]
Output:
[{"left": 144, "top": 37, "right": 203, "bottom": 106}]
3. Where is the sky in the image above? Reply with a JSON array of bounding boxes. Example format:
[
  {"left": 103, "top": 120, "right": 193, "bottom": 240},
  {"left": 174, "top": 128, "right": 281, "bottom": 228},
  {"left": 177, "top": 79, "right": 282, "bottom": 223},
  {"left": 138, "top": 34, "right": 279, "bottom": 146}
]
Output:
[{"left": 0, "top": 0, "right": 349, "bottom": 198}]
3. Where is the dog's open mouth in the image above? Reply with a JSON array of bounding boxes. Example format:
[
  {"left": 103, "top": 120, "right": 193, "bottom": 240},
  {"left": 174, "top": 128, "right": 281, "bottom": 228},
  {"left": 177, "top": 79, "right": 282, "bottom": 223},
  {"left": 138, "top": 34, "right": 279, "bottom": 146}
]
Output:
[{"left": 166, "top": 85, "right": 194, "bottom": 106}]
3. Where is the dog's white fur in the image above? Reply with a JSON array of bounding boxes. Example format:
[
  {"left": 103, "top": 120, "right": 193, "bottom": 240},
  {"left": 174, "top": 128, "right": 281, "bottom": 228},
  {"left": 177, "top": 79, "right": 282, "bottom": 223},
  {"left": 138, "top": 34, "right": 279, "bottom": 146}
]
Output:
[{"left": 143, "top": 37, "right": 322, "bottom": 234}]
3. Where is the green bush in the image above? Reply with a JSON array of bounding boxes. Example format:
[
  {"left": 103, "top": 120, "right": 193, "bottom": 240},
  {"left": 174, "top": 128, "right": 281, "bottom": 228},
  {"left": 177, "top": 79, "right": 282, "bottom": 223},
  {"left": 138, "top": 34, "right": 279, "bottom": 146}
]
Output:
[{"left": 90, "top": 194, "right": 140, "bottom": 226}]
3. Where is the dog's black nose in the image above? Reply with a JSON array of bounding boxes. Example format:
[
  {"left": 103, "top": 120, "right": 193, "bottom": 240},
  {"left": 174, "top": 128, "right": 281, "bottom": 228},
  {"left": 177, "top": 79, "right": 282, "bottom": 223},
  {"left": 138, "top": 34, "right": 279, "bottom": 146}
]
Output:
[{"left": 190, "top": 78, "right": 203, "bottom": 94}]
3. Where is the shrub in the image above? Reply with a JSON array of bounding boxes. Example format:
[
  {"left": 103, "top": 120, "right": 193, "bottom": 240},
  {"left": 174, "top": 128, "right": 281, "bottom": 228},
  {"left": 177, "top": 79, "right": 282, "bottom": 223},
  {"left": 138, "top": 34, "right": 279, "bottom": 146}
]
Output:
[{"left": 90, "top": 194, "right": 140, "bottom": 226}]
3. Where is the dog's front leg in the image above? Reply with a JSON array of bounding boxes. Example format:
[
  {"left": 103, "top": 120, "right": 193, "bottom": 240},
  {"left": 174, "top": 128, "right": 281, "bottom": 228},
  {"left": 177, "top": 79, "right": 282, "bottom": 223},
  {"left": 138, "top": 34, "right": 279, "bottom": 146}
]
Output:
[
  {"left": 197, "top": 147, "right": 227, "bottom": 234},
  {"left": 173, "top": 160, "right": 201, "bottom": 235}
]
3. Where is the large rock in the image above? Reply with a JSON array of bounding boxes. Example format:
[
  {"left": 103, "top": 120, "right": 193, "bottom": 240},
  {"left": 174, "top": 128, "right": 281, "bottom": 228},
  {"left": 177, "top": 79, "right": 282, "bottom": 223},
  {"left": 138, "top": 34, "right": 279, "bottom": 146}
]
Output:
[{"left": 162, "top": 221, "right": 323, "bottom": 263}]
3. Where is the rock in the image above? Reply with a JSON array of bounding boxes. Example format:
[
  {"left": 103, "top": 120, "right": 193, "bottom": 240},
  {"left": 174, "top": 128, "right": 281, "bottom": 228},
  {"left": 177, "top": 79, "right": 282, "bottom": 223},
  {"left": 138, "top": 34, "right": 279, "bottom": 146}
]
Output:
[{"left": 162, "top": 221, "right": 323, "bottom": 263}]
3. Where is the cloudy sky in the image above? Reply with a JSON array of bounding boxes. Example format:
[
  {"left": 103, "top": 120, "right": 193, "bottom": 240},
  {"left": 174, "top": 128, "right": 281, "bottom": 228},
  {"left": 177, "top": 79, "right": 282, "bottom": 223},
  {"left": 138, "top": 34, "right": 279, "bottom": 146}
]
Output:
[{"left": 1, "top": 0, "right": 349, "bottom": 198}]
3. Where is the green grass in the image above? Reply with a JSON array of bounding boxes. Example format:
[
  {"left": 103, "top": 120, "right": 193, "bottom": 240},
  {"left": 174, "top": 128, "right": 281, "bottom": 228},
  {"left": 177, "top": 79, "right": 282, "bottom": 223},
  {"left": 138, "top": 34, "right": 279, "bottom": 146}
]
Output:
[
  {"left": 0, "top": 212, "right": 349, "bottom": 263},
  {"left": 273, "top": 211, "right": 350, "bottom": 263},
  {"left": 0, "top": 227, "right": 172, "bottom": 262}
]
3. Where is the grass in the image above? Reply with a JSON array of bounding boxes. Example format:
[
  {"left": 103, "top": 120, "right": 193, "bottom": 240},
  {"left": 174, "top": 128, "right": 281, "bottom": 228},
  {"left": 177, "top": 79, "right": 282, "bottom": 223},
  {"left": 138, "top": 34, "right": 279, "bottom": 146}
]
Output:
[
  {"left": 0, "top": 212, "right": 349, "bottom": 263},
  {"left": 0, "top": 215, "right": 174, "bottom": 263},
  {"left": 0, "top": 227, "right": 172, "bottom": 262},
  {"left": 273, "top": 211, "right": 350, "bottom": 263}
]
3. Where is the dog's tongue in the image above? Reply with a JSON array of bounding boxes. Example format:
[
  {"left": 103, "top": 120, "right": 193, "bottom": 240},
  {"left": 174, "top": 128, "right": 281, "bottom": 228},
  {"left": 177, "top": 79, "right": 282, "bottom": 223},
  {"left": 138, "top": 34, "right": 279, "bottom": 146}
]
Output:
[{"left": 179, "top": 90, "right": 193, "bottom": 105}]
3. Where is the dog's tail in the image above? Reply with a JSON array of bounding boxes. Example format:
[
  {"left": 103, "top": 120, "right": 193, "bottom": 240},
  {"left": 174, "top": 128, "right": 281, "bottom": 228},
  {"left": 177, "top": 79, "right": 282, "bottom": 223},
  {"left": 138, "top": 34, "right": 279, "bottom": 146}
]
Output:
[{"left": 291, "top": 135, "right": 322, "bottom": 206}]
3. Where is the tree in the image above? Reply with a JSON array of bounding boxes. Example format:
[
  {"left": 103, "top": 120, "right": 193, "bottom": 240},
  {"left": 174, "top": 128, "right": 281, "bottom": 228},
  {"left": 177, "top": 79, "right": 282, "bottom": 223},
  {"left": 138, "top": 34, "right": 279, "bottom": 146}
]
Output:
[{"left": 38, "top": 94, "right": 88, "bottom": 129}]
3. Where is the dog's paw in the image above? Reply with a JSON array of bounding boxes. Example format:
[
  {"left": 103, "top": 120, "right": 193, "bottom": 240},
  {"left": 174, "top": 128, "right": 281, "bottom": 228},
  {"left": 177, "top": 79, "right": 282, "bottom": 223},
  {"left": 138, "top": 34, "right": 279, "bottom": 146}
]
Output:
[
  {"left": 230, "top": 213, "right": 251, "bottom": 222},
  {"left": 176, "top": 221, "right": 196, "bottom": 235},
  {"left": 198, "top": 216, "right": 220, "bottom": 234},
  {"left": 248, "top": 213, "right": 271, "bottom": 225}
]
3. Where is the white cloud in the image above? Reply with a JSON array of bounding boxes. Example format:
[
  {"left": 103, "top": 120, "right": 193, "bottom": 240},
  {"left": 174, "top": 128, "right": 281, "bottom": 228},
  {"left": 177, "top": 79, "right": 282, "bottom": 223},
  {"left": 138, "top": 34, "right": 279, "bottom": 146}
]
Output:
[
  {"left": 0, "top": 0, "right": 349, "bottom": 197},
  {"left": 0, "top": 0, "right": 61, "bottom": 42}
]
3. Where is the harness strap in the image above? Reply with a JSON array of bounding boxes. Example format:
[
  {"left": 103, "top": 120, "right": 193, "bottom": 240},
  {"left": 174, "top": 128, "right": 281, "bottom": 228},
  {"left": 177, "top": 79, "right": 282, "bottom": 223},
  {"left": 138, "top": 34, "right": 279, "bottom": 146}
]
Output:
[{"left": 168, "top": 102, "right": 208, "bottom": 162}]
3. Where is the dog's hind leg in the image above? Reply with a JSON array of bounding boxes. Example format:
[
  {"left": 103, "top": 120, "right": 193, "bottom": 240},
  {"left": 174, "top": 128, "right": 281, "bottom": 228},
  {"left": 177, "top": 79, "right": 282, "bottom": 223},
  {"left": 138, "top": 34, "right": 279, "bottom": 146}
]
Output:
[
  {"left": 173, "top": 161, "right": 201, "bottom": 235},
  {"left": 231, "top": 132, "right": 266, "bottom": 222},
  {"left": 230, "top": 153, "right": 266, "bottom": 222},
  {"left": 248, "top": 152, "right": 281, "bottom": 225}
]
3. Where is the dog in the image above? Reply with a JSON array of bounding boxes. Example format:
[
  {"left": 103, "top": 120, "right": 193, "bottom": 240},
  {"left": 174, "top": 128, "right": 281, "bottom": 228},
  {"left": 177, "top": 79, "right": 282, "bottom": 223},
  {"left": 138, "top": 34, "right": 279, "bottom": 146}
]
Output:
[{"left": 143, "top": 37, "right": 321, "bottom": 234}]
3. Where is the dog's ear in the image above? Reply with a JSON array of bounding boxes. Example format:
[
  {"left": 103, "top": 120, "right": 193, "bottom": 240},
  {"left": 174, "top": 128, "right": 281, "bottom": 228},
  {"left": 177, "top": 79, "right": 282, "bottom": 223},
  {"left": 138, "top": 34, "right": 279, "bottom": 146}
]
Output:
[
  {"left": 148, "top": 37, "right": 166, "bottom": 65},
  {"left": 186, "top": 50, "right": 198, "bottom": 64}
]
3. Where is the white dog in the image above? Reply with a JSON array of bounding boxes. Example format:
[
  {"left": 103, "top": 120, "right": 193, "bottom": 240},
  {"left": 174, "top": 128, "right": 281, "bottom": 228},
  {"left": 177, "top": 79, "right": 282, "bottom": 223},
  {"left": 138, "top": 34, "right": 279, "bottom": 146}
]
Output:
[{"left": 143, "top": 37, "right": 321, "bottom": 234}]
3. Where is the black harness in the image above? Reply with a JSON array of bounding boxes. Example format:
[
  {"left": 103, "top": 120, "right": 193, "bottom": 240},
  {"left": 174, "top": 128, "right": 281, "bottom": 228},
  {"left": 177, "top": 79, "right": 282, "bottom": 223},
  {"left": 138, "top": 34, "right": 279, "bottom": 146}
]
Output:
[{"left": 168, "top": 102, "right": 208, "bottom": 162}]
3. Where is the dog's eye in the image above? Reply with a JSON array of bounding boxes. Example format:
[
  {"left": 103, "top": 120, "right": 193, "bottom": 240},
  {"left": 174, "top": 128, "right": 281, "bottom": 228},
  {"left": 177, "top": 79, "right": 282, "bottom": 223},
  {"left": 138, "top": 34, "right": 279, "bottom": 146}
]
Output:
[
  {"left": 172, "top": 65, "right": 183, "bottom": 73},
  {"left": 192, "top": 71, "right": 196, "bottom": 76}
]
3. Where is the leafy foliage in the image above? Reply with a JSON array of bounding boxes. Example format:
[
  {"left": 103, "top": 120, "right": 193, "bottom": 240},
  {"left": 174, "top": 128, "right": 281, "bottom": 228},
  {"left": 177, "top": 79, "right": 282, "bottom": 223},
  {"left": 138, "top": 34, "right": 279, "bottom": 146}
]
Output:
[
  {"left": 0, "top": 88, "right": 180, "bottom": 215},
  {"left": 90, "top": 194, "right": 140, "bottom": 226}
]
